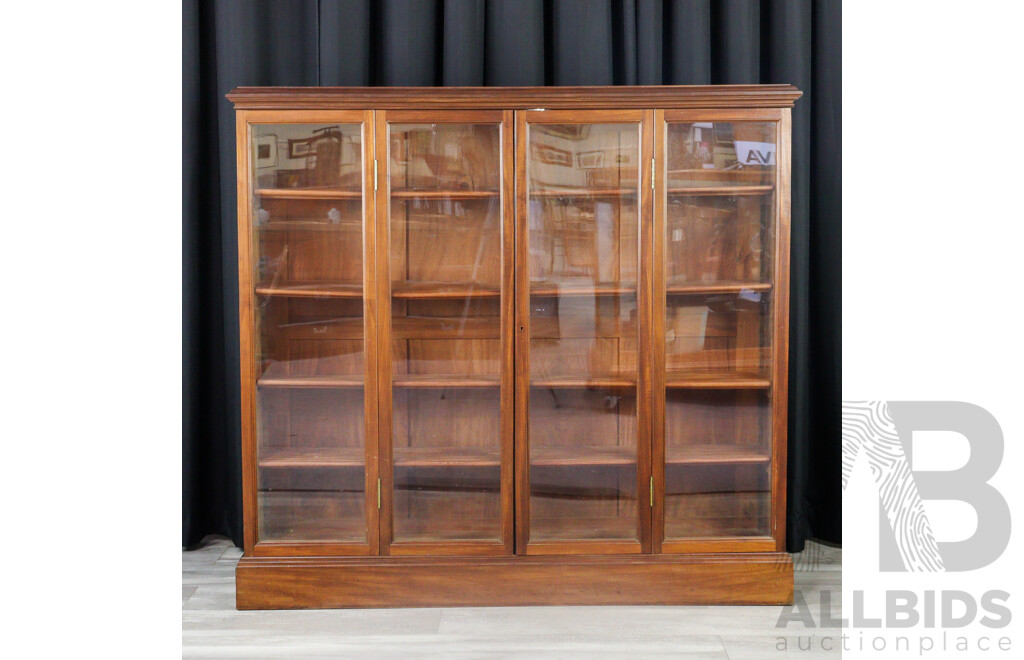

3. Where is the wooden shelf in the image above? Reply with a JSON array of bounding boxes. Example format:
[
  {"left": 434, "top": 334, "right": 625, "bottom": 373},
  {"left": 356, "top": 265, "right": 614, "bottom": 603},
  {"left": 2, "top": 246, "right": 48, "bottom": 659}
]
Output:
[
  {"left": 529, "top": 188, "right": 637, "bottom": 198},
  {"left": 258, "top": 221, "right": 358, "bottom": 232},
  {"left": 390, "top": 189, "right": 499, "bottom": 199},
  {"left": 259, "top": 446, "right": 502, "bottom": 469},
  {"left": 533, "top": 445, "right": 771, "bottom": 468},
  {"left": 528, "top": 179, "right": 773, "bottom": 199},
  {"left": 252, "top": 283, "right": 767, "bottom": 308},
  {"left": 255, "top": 281, "right": 501, "bottom": 300},
  {"left": 260, "top": 447, "right": 365, "bottom": 468},
  {"left": 258, "top": 444, "right": 769, "bottom": 470},
  {"left": 666, "top": 167, "right": 771, "bottom": 181},
  {"left": 255, "top": 282, "right": 363, "bottom": 298},
  {"left": 258, "top": 373, "right": 501, "bottom": 389},
  {"left": 532, "top": 446, "right": 635, "bottom": 467},
  {"left": 666, "top": 281, "right": 771, "bottom": 295},
  {"left": 256, "top": 188, "right": 361, "bottom": 200},
  {"left": 531, "top": 375, "right": 636, "bottom": 389},
  {"left": 666, "top": 444, "right": 771, "bottom": 465},
  {"left": 394, "top": 447, "right": 500, "bottom": 468},
  {"left": 531, "top": 283, "right": 636, "bottom": 297},
  {"left": 392, "top": 282, "right": 500, "bottom": 299},
  {"left": 666, "top": 185, "right": 774, "bottom": 196},
  {"left": 393, "top": 374, "right": 500, "bottom": 388},
  {"left": 665, "top": 372, "right": 771, "bottom": 389},
  {"left": 257, "top": 373, "right": 364, "bottom": 389}
]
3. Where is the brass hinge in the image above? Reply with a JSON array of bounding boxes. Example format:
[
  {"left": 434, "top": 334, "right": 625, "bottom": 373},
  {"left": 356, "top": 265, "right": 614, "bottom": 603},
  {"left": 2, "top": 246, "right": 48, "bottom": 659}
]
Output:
[
  {"left": 377, "top": 478, "right": 381, "bottom": 509},
  {"left": 651, "top": 158, "right": 655, "bottom": 190},
  {"left": 650, "top": 476, "right": 654, "bottom": 507},
  {"left": 373, "top": 159, "right": 378, "bottom": 191}
]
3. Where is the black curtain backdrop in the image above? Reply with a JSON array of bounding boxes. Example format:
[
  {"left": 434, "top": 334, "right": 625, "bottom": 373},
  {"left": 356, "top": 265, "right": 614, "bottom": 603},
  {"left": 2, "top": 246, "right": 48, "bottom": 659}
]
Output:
[{"left": 183, "top": 0, "right": 841, "bottom": 552}]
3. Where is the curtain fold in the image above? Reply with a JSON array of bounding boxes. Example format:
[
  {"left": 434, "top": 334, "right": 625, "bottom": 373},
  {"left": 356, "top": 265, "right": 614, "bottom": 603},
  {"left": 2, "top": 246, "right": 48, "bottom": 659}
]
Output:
[{"left": 183, "top": 0, "right": 841, "bottom": 551}]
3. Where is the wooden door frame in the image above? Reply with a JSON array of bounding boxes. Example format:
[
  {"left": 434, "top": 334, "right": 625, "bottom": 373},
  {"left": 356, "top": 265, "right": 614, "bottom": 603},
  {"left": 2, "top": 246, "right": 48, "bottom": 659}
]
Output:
[
  {"left": 374, "top": 110, "right": 516, "bottom": 557},
  {"left": 514, "top": 109, "right": 655, "bottom": 556},
  {"left": 652, "top": 108, "right": 790, "bottom": 554},
  {"left": 237, "top": 109, "right": 380, "bottom": 557}
]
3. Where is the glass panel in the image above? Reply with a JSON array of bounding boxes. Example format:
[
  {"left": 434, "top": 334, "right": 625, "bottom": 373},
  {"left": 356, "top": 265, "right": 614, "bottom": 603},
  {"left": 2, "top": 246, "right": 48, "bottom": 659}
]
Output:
[
  {"left": 663, "top": 121, "right": 775, "bottom": 540},
  {"left": 665, "top": 292, "right": 771, "bottom": 381},
  {"left": 666, "top": 195, "right": 773, "bottom": 288},
  {"left": 254, "top": 124, "right": 363, "bottom": 190},
  {"left": 254, "top": 123, "right": 365, "bottom": 293},
  {"left": 527, "top": 122, "right": 641, "bottom": 543},
  {"left": 666, "top": 122, "right": 776, "bottom": 187},
  {"left": 664, "top": 391, "right": 771, "bottom": 538},
  {"left": 388, "top": 123, "right": 503, "bottom": 544},
  {"left": 251, "top": 123, "right": 367, "bottom": 544}
]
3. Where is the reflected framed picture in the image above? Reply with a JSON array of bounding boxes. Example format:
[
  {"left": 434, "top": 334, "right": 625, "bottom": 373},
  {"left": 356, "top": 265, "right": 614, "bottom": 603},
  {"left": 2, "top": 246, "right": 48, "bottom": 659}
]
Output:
[
  {"left": 577, "top": 150, "right": 605, "bottom": 169},
  {"left": 532, "top": 143, "right": 572, "bottom": 166},
  {"left": 288, "top": 137, "right": 312, "bottom": 159},
  {"left": 255, "top": 134, "right": 278, "bottom": 168}
]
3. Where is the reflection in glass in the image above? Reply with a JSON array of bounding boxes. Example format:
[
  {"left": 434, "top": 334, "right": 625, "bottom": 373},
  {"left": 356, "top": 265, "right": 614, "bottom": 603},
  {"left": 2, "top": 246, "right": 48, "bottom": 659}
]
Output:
[
  {"left": 254, "top": 124, "right": 363, "bottom": 190},
  {"left": 526, "top": 122, "right": 641, "bottom": 543},
  {"left": 388, "top": 122, "right": 504, "bottom": 544},
  {"left": 666, "top": 195, "right": 773, "bottom": 287},
  {"left": 663, "top": 391, "right": 771, "bottom": 538},
  {"left": 666, "top": 122, "right": 776, "bottom": 186},
  {"left": 258, "top": 388, "right": 366, "bottom": 542},
  {"left": 665, "top": 293, "right": 770, "bottom": 380},
  {"left": 251, "top": 123, "right": 368, "bottom": 544},
  {"left": 662, "top": 121, "right": 776, "bottom": 540},
  {"left": 253, "top": 123, "right": 364, "bottom": 293}
]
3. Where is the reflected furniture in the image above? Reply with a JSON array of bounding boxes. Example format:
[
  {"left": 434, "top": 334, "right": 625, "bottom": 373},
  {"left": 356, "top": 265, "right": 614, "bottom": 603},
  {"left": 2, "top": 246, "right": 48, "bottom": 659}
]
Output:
[{"left": 229, "top": 86, "right": 800, "bottom": 609}]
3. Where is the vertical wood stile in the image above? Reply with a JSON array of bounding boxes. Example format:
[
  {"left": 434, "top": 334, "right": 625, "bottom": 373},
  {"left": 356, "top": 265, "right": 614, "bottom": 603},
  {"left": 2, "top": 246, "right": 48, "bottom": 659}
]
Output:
[
  {"left": 362, "top": 110, "right": 381, "bottom": 555},
  {"left": 501, "top": 110, "right": 517, "bottom": 555},
  {"left": 513, "top": 110, "right": 531, "bottom": 554},
  {"left": 638, "top": 110, "right": 655, "bottom": 553},
  {"left": 772, "top": 110, "right": 793, "bottom": 551},
  {"left": 651, "top": 110, "right": 667, "bottom": 554},
  {"left": 374, "top": 110, "right": 394, "bottom": 554},
  {"left": 236, "top": 110, "right": 259, "bottom": 554}
]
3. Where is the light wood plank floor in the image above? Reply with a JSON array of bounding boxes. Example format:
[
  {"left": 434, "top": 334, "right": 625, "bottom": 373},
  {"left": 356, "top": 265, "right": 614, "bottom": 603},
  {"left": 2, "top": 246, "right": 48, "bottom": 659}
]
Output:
[{"left": 183, "top": 539, "right": 840, "bottom": 659}]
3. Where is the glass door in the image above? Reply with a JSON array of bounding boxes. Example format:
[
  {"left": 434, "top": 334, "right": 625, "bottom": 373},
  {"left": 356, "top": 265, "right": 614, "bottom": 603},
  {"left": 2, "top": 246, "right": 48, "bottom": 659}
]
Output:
[
  {"left": 656, "top": 112, "right": 783, "bottom": 552},
  {"left": 516, "top": 110, "right": 653, "bottom": 554},
  {"left": 246, "top": 113, "right": 377, "bottom": 554},
  {"left": 377, "top": 111, "right": 514, "bottom": 555}
]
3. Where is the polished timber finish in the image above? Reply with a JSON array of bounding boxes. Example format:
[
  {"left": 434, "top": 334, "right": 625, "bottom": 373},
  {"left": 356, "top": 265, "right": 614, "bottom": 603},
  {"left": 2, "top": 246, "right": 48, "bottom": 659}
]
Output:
[
  {"left": 231, "top": 86, "right": 799, "bottom": 609},
  {"left": 236, "top": 552, "right": 793, "bottom": 609},
  {"left": 185, "top": 539, "right": 840, "bottom": 658},
  {"left": 227, "top": 85, "right": 802, "bottom": 110}
]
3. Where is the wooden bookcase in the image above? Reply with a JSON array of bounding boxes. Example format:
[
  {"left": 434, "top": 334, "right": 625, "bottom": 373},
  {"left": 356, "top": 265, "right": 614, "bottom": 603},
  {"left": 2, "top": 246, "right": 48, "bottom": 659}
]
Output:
[{"left": 228, "top": 86, "right": 800, "bottom": 609}]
